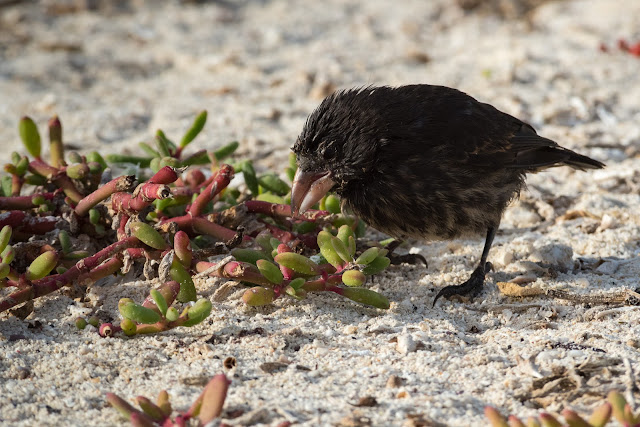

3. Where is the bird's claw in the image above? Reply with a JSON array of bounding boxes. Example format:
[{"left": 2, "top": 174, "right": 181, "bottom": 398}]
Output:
[
  {"left": 384, "top": 240, "right": 428, "bottom": 267},
  {"left": 432, "top": 262, "right": 491, "bottom": 307},
  {"left": 388, "top": 252, "right": 428, "bottom": 267}
]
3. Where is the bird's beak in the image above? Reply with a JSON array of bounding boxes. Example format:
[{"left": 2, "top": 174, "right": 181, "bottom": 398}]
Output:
[{"left": 290, "top": 169, "right": 335, "bottom": 217}]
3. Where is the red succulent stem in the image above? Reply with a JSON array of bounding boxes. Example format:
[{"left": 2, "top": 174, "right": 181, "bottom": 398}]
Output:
[
  {"left": 28, "top": 159, "right": 84, "bottom": 203},
  {"left": 194, "top": 174, "right": 215, "bottom": 193},
  {"left": 160, "top": 214, "right": 239, "bottom": 242},
  {"left": 148, "top": 166, "right": 180, "bottom": 185},
  {"left": 245, "top": 200, "right": 329, "bottom": 222},
  {"left": 194, "top": 259, "right": 271, "bottom": 287},
  {"left": 75, "top": 175, "right": 135, "bottom": 216},
  {"left": 0, "top": 236, "right": 143, "bottom": 313},
  {"left": 171, "top": 187, "right": 195, "bottom": 198},
  {"left": 48, "top": 116, "right": 64, "bottom": 168},
  {"left": 142, "top": 281, "right": 180, "bottom": 313},
  {"left": 112, "top": 181, "right": 171, "bottom": 214},
  {"left": 0, "top": 193, "right": 54, "bottom": 210},
  {"left": 28, "top": 158, "right": 58, "bottom": 178},
  {"left": 276, "top": 244, "right": 295, "bottom": 280},
  {"left": 138, "top": 183, "right": 172, "bottom": 200},
  {"left": 86, "top": 257, "right": 123, "bottom": 282},
  {"left": 0, "top": 210, "right": 26, "bottom": 228},
  {"left": 11, "top": 174, "right": 23, "bottom": 196},
  {"left": 125, "top": 248, "right": 151, "bottom": 259},
  {"left": 99, "top": 323, "right": 121, "bottom": 337},
  {"left": 184, "top": 169, "right": 206, "bottom": 189},
  {"left": 116, "top": 213, "right": 129, "bottom": 241},
  {"left": 2, "top": 213, "right": 57, "bottom": 240},
  {"left": 187, "top": 164, "right": 234, "bottom": 217},
  {"left": 194, "top": 259, "right": 343, "bottom": 295},
  {"left": 260, "top": 223, "right": 316, "bottom": 248},
  {"left": 301, "top": 274, "right": 343, "bottom": 292},
  {"left": 111, "top": 193, "right": 147, "bottom": 214},
  {"left": 263, "top": 223, "right": 295, "bottom": 243},
  {"left": 21, "top": 215, "right": 58, "bottom": 234}
]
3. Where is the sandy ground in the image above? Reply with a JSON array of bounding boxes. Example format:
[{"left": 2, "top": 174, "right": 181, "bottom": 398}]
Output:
[{"left": 1, "top": 0, "right": 640, "bottom": 425}]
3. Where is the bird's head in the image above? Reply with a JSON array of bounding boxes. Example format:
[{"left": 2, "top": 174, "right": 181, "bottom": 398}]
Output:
[{"left": 290, "top": 89, "right": 382, "bottom": 216}]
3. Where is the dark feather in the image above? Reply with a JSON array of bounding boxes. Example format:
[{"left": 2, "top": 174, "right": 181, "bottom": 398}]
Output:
[{"left": 293, "top": 84, "right": 604, "bottom": 241}]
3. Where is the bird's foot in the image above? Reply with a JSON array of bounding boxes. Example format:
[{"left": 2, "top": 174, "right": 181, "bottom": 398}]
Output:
[
  {"left": 432, "top": 262, "right": 492, "bottom": 307},
  {"left": 389, "top": 252, "right": 428, "bottom": 267},
  {"left": 384, "top": 240, "right": 428, "bottom": 267}
]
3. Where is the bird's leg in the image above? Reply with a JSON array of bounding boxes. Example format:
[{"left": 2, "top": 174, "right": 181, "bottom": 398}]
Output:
[
  {"left": 432, "top": 227, "right": 496, "bottom": 307},
  {"left": 385, "top": 240, "right": 428, "bottom": 267}
]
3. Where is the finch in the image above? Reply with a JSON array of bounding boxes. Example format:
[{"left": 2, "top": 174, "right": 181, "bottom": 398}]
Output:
[{"left": 290, "top": 85, "right": 604, "bottom": 305}]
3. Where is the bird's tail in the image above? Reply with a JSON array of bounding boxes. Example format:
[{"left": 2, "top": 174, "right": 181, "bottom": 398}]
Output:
[{"left": 504, "top": 143, "right": 605, "bottom": 172}]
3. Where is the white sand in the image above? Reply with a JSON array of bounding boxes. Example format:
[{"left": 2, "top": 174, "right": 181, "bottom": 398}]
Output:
[{"left": 1, "top": 0, "right": 639, "bottom": 425}]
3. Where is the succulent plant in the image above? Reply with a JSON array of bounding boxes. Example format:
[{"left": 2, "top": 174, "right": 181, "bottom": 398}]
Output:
[
  {"left": 485, "top": 391, "right": 640, "bottom": 427},
  {"left": 1, "top": 111, "right": 395, "bottom": 336},
  {"left": 107, "top": 373, "right": 230, "bottom": 426}
]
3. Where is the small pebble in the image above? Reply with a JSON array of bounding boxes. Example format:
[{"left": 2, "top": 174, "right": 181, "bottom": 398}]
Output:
[
  {"left": 386, "top": 375, "right": 403, "bottom": 388},
  {"left": 598, "top": 213, "right": 616, "bottom": 231},
  {"left": 354, "top": 396, "right": 377, "bottom": 407},
  {"left": 16, "top": 367, "right": 31, "bottom": 380},
  {"left": 396, "top": 333, "right": 417, "bottom": 354},
  {"left": 343, "top": 325, "right": 357, "bottom": 334}
]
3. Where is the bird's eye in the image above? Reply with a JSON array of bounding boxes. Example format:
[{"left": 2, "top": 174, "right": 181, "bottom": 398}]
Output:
[{"left": 320, "top": 144, "right": 336, "bottom": 160}]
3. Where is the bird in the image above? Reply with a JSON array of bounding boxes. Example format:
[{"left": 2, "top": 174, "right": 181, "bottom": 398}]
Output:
[{"left": 289, "top": 85, "right": 604, "bottom": 306}]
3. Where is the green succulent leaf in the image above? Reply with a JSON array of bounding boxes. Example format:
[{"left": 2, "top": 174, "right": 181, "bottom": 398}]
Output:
[
  {"left": 324, "top": 194, "right": 341, "bottom": 214},
  {"left": 120, "top": 318, "right": 137, "bottom": 336},
  {"left": 587, "top": 402, "right": 612, "bottom": 427},
  {"left": 58, "top": 230, "right": 71, "bottom": 254},
  {"left": 355, "top": 247, "right": 380, "bottom": 265},
  {"left": 1, "top": 245, "right": 15, "bottom": 265},
  {"left": 0, "top": 225, "right": 12, "bottom": 253},
  {"left": 256, "top": 259, "right": 284, "bottom": 284},
  {"left": 0, "top": 263, "right": 10, "bottom": 279},
  {"left": 150, "top": 289, "right": 168, "bottom": 317},
  {"left": 340, "top": 287, "right": 390, "bottom": 309},
  {"left": 362, "top": 255, "right": 391, "bottom": 275},
  {"left": 182, "top": 299, "right": 212, "bottom": 327},
  {"left": 26, "top": 251, "right": 59, "bottom": 280},
  {"left": 484, "top": 407, "right": 509, "bottom": 427},
  {"left": 86, "top": 151, "right": 108, "bottom": 169},
  {"left": 331, "top": 235, "right": 352, "bottom": 263},
  {"left": 170, "top": 258, "right": 197, "bottom": 303},
  {"left": 273, "top": 252, "right": 319, "bottom": 275},
  {"left": 317, "top": 230, "right": 344, "bottom": 268},
  {"left": 165, "top": 307, "right": 179, "bottom": 322},
  {"left": 213, "top": 141, "right": 239, "bottom": 162},
  {"left": 75, "top": 317, "right": 87, "bottom": 330},
  {"left": 243, "top": 286, "right": 275, "bottom": 306},
  {"left": 342, "top": 270, "right": 366, "bottom": 287},
  {"left": 258, "top": 174, "right": 290, "bottom": 195},
  {"left": 180, "top": 110, "right": 207, "bottom": 148},
  {"left": 241, "top": 161, "right": 259, "bottom": 196},
  {"left": 231, "top": 248, "right": 270, "bottom": 265},
  {"left": 288, "top": 277, "right": 305, "bottom": 290},
  {"left": 129, "top": 221, "right": 168, "bottom": 250},
  {"left": 119, "top": 300, "right": 162, "bottom": 325},
  {"left": 19, "top": 116, "right": 41, "bottom": 158}
]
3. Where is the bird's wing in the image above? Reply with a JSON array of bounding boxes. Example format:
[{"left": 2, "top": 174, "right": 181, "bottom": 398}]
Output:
[{"left": 465, "top": 109, "right": 603, "bottom": 171}]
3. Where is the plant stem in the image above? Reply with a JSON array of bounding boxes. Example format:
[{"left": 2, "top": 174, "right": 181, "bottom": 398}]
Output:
[
  {"left": 187, "top": 164, "right": 234, "bottom": 216},
  {"left": 0, "top": 193, "right": 54, "bottom": 210},
  {"left": 0, "top": 236, "right": 142, "bottom": 313},
  {"left": 75, "top": 175, "right": 135, "bottom": 216}
]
